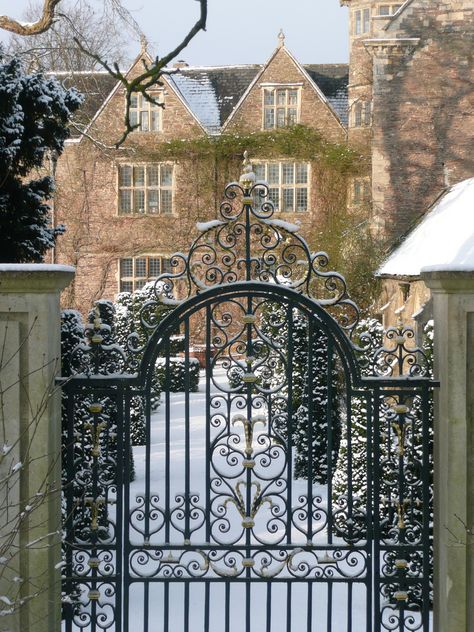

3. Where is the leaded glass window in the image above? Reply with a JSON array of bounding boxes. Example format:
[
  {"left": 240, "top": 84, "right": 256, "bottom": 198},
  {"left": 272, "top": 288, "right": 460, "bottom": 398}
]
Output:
[
  {"left": 263, "top": 88, "right": 300, "bottom": 129},
  {"left": 118, "top": 164, "right": 174, "bottom": 215},
  {"left": 253, "top": 162, "right": 309, "bottom": 212}
]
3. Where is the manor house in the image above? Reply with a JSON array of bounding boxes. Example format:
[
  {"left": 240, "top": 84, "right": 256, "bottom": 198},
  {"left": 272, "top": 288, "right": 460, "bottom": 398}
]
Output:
[{"left": 52, "top": 0, "right": 473, "bottom": 313}]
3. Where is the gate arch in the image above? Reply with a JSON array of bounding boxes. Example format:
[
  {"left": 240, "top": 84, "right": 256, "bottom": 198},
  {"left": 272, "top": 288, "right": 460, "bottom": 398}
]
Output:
[
  {"left": 62, "top": 155, "right": 434, "bottom": 632},
  {"left": 138, "top": 282, "right": 362, "bottom": 388}
]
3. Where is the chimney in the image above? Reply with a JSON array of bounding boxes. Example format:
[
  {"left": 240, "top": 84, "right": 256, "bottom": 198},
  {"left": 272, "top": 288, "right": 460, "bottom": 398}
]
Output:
[{"left": 173, "top": 60, "right": 189, "bottom": 69}]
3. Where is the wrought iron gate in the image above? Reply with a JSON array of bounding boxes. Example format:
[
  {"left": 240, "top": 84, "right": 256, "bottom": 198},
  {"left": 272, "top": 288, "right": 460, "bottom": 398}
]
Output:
[{"left": 62, "top": 156, "right": 435, "bottom": 632}]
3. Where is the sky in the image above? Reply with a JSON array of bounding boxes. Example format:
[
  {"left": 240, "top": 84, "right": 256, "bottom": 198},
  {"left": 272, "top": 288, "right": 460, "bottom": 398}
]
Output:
[{"left": 0, "top": 0, "right": 349, "bottom": 66}]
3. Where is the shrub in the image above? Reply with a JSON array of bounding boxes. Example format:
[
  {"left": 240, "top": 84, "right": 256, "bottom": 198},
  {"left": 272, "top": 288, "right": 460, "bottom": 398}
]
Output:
[{"left": 155, "top": 357, "right": 200, "bottom": 393}]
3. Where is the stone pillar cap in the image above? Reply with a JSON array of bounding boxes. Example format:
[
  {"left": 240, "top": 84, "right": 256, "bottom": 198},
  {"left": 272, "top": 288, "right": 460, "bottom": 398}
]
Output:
[
  {"left": 0, "top": 264, "right": 75, "bottom": 293},
  {"left": 421, "top": 265, "right": 474, "bottom": 291}
]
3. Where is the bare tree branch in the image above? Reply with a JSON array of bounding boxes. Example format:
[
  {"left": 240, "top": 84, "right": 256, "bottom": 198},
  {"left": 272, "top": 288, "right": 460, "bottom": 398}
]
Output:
[
  {"left": 74, "top": 0, "right": 208, "bottom": 147},
  {"left": 0, "top": 0, "right": 63, "bottom": 36}
]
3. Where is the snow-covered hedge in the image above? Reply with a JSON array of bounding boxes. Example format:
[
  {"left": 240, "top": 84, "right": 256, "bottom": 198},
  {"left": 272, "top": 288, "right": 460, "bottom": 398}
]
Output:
[{"left": 155, "top": 357, "right": 200, "bottom": 393}]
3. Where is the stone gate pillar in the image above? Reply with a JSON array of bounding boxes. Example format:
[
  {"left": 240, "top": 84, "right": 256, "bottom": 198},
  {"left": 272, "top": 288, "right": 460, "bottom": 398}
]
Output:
[
  {"left": 0, "top": 265, "right": 74, "bottom": 632},
  {"left": 421, "top": 267, "right": 474, "bottom": 632}
]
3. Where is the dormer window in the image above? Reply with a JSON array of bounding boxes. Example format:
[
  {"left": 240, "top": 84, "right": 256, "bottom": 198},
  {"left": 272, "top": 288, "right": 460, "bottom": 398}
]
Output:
[
  {"left": 129, "top": 93, "right": 163, "bottom": 132},
  {"left": 263, "top": 88, "right": 299, "bottom": 129}
]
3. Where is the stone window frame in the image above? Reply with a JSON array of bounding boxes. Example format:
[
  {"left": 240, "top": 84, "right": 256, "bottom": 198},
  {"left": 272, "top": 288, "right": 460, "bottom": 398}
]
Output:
[
  {"left": 252, "top": 160, "right": 310, "bottom": 213},
  {"left": 378, "top": 4, "right": 403, "bottom": 16},
  {"left": 117, "top": 163, "right": 175, "bottom": 215},
  {"left": 353, "top": 100, "right": 372, "bottom": 127},
  {"left": 352, "top": 178, "right": 371, "bottom": 205},
  {"left": 118, "top": 254, "right": 172, "bottom": 293},
  {"left": 261, "top": 84, "right": 302, "bottom": 130},
  {"left": 354, "top": 8, "right": 371, "bottom": 35},
  {"left": 128, "top": 91, "right": 164, "bottom": 132}
]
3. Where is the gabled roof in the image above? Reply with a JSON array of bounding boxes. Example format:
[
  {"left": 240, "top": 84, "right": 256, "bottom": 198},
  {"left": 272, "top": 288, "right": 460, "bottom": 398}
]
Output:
[
  {"left": 222, "top": 46, "right": 348, "bottom": 132},
  {"left": 378, "top": 178, "right": 474, "bottom": 278},
  {"left": 303, "top": 64, "right": 349, "bottom": 125},
  {"left": 169, "top": 65, "right": 262, "bottom": 134},
  {"left": 59, "top": 51, "right": 349, "bottom": 138}
]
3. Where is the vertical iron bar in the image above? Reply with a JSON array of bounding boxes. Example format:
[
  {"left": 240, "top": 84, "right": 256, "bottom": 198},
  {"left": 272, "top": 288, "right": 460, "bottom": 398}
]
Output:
[
  {"left": 286, "top": 304, "right": 294, "bottom": 544},
  {"left": 347, "top": 583, "right": 353, "bottom": 632},
  {"left": 64, "top": 389, "right": 75, "bottom": 632},
  {"left": 306, "top": 582, "right": 312, "bottom": 632},
  {"left": 184, "top": 318, "right": 191, "bottom": 542},
  {"left": 163, "top": 581, "right": 169, "bottom": 632},
  {"left": 307, "top": 317, "right": 314, "bottom": 541},
  {"left": 184, "top": 582, "right": 190, "bottom": 632},
  {"left": 123, "top": 390, "right": 132, "bottom": 632},
  {"left": 143, "top": 383, "right": 151, "bottom": 632},
  {"left": 245, "top": 296, "right": 253, "bottom": 632},
  {"left": 225, "top": 581, "right": 230, "bottom": 632},
  {"left": 421, "top": 385, "right": 431, "bottom": 631},
  {"left": 90, "top": 393, "right": 99, "bottom": 632},
  {"left": 165, "top": 338, "right": 171, "bottom": 544},
  {"left": 206, "top": 306, "right": 212, "bottom": 543},
  {"left": 326, "top": 336, "right": 334, "bottom": 544},
  {"left": 327, "top": 581, "right": 333, "bottom": 632},
  {"left": 373, "top": 387, "right": 381, "bottom": 632},
  {"left": 286, "top": 582, "right": 292, "bottom": 632},
  {"left": 266, "top": 582, "right": 272, "bottom": 632},
  {"left": 346, "top": 380, "right": 354, "bottom": 543},
  {"left": 115, "top": 386, "right": 125, "bottom": 632},
  {"left": 365, "top": 393, "right": 373, "bottom": 632},
  {"left": 246, "top": 581, "right": 251, "bottom": 632},
  {"left": 204, "top": 581, "right": 210, "bottom": 632}
]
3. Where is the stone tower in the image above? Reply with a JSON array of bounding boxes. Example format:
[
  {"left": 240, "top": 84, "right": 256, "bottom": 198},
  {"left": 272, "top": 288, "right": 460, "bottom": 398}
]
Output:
[
  {"left": 340, "top": 0, "right": 402, "bottom": 147},
  {"left": 341, "top": 0, "right": 474, "bottom": 237}
]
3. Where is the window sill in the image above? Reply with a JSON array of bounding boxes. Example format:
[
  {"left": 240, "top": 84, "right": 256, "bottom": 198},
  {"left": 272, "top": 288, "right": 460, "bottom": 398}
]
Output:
[{"left": 117, "top": 212, "right": 177, "bottom": 218}]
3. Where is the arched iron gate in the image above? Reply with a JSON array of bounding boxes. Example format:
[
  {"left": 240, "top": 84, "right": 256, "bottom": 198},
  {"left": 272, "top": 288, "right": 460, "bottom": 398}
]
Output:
[{"left": 61, "top": 156, "right": 435, "bottom": 632}]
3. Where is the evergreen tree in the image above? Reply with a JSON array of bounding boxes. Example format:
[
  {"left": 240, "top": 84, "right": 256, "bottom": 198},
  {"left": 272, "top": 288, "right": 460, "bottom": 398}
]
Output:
[{"left": 0, "top": 50, "right": 82, "bottom": 262}]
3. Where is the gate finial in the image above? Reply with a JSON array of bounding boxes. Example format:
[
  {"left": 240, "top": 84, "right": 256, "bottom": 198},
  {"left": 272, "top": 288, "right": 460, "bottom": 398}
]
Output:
[{"left": 239, "top": 151, "right": 255, "bottom": 187}]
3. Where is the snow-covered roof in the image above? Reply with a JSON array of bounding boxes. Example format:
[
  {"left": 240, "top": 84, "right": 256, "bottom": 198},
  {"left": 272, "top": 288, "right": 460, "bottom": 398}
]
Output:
[
  {"left": 175, "top": 62, "right": 349, "bottom": 130},
  {"left": 59, "top": 61, "right": 348, "bottom": 136},
  {"left": 378, "top": 177, "right": 474, "bottom": 278}
]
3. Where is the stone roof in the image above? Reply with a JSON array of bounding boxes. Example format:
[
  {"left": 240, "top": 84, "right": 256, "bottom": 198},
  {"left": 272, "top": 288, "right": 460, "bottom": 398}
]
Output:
[
  {"left": 171, "top": 63, "right": 349, "bottom": 133},
  {"left": 169, "top": 65, "right": 263, "bottom": 134},
  {"left": 304, "top": 64, "right": 349, "bottom": 125},
  {"left": 56, "top": 62, "right": 349, "bottom": 136},
  {"left": 47, "top": 71, "right": 118, "bottom": 138}
]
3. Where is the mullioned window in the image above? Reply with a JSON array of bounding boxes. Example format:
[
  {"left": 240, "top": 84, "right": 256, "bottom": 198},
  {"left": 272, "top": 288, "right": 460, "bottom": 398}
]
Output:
[
  {"left": 119, "top": 255, "right": 172, "bottom": 292},
  {"left": 118, "top": 164, "right": 174, "bottom": 214},
  {"left": 253, "top": 161, "right": 309, "bottom": 213}
]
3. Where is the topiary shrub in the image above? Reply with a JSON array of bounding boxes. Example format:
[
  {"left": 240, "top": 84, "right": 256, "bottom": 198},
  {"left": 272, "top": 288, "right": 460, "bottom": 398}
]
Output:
[{"left": 155, "top": 357, "right": 200, "bottom": 392}]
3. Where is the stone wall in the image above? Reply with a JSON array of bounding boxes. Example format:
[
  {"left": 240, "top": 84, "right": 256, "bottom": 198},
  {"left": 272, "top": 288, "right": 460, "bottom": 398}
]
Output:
[{"left": 369, "top": 0, "right": 474, "bottom": 237}]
